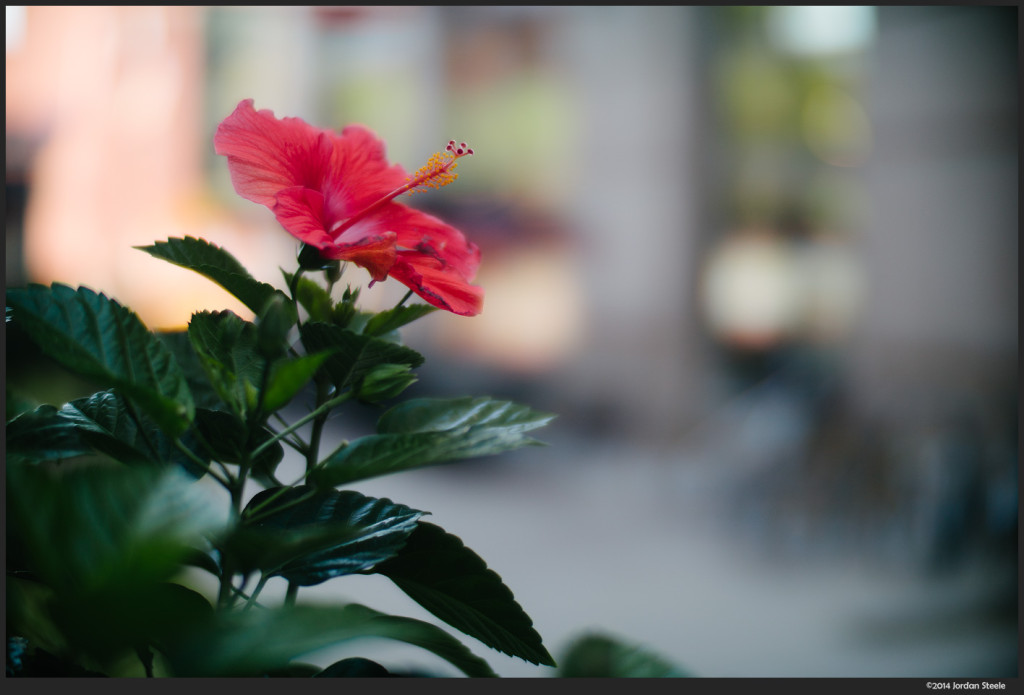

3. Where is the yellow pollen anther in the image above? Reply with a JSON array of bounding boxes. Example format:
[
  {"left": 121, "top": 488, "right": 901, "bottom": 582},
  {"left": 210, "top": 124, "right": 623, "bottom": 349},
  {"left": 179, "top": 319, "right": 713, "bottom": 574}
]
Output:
[{"left": 406, "top": 140, "right": 474, "bottom": 195}]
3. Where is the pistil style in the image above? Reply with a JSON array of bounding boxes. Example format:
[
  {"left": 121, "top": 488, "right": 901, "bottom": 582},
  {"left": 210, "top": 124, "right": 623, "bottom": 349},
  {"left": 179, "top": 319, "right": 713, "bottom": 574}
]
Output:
[{"left": 330, "top": 140, "right": 474, "bottom": 239}]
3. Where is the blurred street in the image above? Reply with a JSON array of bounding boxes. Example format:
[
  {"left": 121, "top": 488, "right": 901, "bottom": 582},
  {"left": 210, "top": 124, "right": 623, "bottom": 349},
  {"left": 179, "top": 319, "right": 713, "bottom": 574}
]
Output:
[{"left": 277, "top": 406, "right": 1017, "bottom": 678}]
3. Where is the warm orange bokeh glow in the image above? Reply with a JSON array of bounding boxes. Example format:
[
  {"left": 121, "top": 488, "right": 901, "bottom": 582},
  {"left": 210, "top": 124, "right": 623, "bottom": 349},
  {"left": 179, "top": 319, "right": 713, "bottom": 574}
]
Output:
[{"left": 6, "top": 6, "right": 293, "bottom": 328}]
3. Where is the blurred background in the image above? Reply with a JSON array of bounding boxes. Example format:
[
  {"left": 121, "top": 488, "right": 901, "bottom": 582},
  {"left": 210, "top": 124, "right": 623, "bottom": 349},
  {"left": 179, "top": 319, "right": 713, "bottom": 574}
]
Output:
[{"left": 5, "top": 5, "right": 1018, "bottom": 678}]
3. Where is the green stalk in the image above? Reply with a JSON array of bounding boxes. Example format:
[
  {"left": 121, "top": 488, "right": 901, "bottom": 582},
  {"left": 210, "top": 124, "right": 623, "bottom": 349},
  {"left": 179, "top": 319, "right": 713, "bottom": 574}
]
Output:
[
  {"left": 244, "top": 574, "right": 271, "bottom": 610},
  {"left": 306, "top": 380, "right": 331, "bottom": 475},
  {"left": 250, "top": 390, "right": 352, "bottom": 460},
  {"left": 172, "top": 439, "right": 232, "bottom": 489},
  {"left": 395, "top": 288, "right": 414, "bottom": 309}
]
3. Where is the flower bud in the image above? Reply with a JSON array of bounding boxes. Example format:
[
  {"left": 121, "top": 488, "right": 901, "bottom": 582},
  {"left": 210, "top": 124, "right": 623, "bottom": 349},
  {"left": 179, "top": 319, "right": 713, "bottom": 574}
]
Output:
[{"left": 357, "top": 363, "right": 417, "bottom": 403}]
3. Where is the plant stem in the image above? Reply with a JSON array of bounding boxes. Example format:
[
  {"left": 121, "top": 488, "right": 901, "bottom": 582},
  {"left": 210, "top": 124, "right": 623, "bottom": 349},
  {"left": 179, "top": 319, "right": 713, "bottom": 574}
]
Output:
[
  {"left": 285, "top": 581, "right": 299, "bottom": 607},
  {"left": 250, "top": 390, "right": 352, "bottom": 460},
  {"left": 216, "top": 563, "right": 235, "bottom": 610},
  {"left": 306, "top": 380, "right": 330, "bottom": 475},
  {"left": 288, "top": 267, "right": 305, "bottom": 304},
  {"left": 244, "top": 574, "right": 270, "bottom": 610},
  {"left": 396, "top": 288, "right": 414, "bottom": 309},
  {"left": 271, "top": 412, "right": 309, "bottom": 453},
  {"left": 172, "top": 439, "right": 232, "bottom": 488}
]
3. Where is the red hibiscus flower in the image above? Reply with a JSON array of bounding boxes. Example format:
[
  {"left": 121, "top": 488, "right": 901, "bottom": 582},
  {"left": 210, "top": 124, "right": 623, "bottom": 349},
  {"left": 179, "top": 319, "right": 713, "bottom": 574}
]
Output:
[{"left": 214, "top": 99, "right": 483, "bottom": 316}]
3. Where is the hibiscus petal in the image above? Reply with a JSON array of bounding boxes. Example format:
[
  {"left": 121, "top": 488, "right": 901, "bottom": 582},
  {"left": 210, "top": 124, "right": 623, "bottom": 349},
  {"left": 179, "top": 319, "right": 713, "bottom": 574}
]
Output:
[
  {"left": 321, "top": 125, "right": 410, "bottom": 223},
  {"left": 271, "top": 186, "right": 336, "bottom": 248},
  {"left": 319, "top": 232, "right": 398, "bottom": 283},
  {"left": 274, "top": 186, "right": 397, "bottom": 281},
  {"left": 389, "top": 254, "right": 484, "bottom": 317},
  {"left": 214, "top": 99, "right": 332, "bottom": 208},
  {"left": 384, "top": 206, "right": 482, "bottom": 281}
]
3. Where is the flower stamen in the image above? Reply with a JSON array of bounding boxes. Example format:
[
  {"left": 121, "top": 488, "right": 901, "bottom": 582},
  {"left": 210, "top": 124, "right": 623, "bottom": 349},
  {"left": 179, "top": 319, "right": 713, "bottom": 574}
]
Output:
[
  {"left": 406, "top": 140, "right": 475, "bottom": 195},
  {"left": 331, "top": 139, "right": 474, "bottom": 238}
]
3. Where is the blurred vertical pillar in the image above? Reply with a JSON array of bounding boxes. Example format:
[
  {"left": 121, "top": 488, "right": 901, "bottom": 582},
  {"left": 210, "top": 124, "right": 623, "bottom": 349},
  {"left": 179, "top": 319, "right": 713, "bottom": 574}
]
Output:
[
  {"left": 558, "top": 7, "right": 705, "bottom": 440},
  {"left": 6, "top": 6, "right": 252, "bottom": 328},
  {"left": 850, "top": 6, "right": 1018, "bottom": 425}
]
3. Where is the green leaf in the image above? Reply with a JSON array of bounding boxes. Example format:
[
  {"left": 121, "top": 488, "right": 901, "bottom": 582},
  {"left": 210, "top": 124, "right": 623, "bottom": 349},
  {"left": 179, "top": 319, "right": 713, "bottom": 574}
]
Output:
[
  {"left": 299, "top": 321, "right": 423, "bottom": 390},
  {"left": 221, "top": 523, "right": 361, "bottom": 578},
  {"left": 310, "top": 397, "right": 555, "bottom": 488},
  {"left": 255, "top": 293, "right": 297, "bottom": 360},
  {"left": 315, "top": 657, "right": 390, "bottom": 677},
  {"left": 136, "top": 237, "right": 286, "bottom": 315},
  {"left": 235, "top": 486, "right": 425, "bottom": 584},
  {"left": 378, "top": 396, "right": 556, "bottom": 436},
  {"left": 557, "top": 633, "right": 692, "bottom": 678},
  {"left": 155, "top": 329, "right": 226, "bottom": 411},
  {"left": 7, "top": 463, "right": 226, "bottom": 593},
  {"left": 283, "top": 270, "right": 334, "bottom": 323},
  {"left": 193, "top": 408, "right": 283, "bottom": 482},
  {"left": 5, "top": 404, "right": 93, "bottom": 462},
  {"left": 261, "top": 350, "right": 334, "bottom": 413},
  {"left": 39, "top": 390, "right": 210, "bottom": 477},
  {"left": 162, "top": 603, "right": 496, "bottom": 677},
  {"left": 188, "top": 310, "right": 264, "bottom": 416},
  {"left": 264, "top": 663, "right": 324, "bottom": 677},
  {"left": 374, "top": 522, "right": 555, "bottom": 667},
  {"left": 4, "top": 640, "right": 109, "bottom": 677},
  {"left": 363, "top": 303, "right": 437, "bottom": 337},
  {"left": 129, "top": 582, "right": 217, "bottom": 654},
  {"left": 330, "top": 285, "right": 361, "bottom": 329},
  {"left": 7, "top": 462, "right": 227, "bottom": 664},
  {"left": 6, "top": 284, "right": 195, "bottom": 437}
]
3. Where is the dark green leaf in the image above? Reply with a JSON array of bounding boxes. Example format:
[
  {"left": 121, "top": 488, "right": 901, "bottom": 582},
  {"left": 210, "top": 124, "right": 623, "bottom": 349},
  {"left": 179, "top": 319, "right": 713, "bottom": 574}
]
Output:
[
  {"left": 557, "top": 633, "right": 691, "bottom": 678},
  {"left": 6, "top": 284, "right": 194, "bottom": 437},
  {"left": 136, "top": 237, "right": 286, "bottom": 315},
  {"left": 182, "top": 548, "right": 222, "bottom": 577},
  {"left": 155, "top": 329, "right": 225, "bottom": 410},
  {"left": 378, "top": 396, "right": 555, "bottom": 436},
  {"left": 282, "top": 270, "right": 334, "bottom": 323},
  {"left": 299, "top": 321, "right": 423, "bottom": 391},
  {"left": 296, "top": 242, "right": 338, "bottom": 272},
  {"left": 5, "top": 641, "right": 108, "bottom": 677},
  {"left": 57, "top": 390, "right": 209, "bottom": 477},
  {"left": 221, "top": 523, "right": 360, "bottom": 578},
  {"left": 5, "top": 404, "right": 92, "bottom": 462},
  {"left": 374, "top": 522, "right": 555, "bottom": 666},
  {"left": 132, "top": 582, "right": 216, "bottom": 652},
  {"left": 363, "top": 303, "right": 437, "bottom": 337},
  {"left": 314, "top": 657, "right": 392, "bottom": 678},
  {"left": 235, "top": 486, "right": 425, "bottom": 584},
  {"left": 261, "top": 351, "right": 333, "bottom": 413},
  {"left": 193, "top": 408, "right": 283, "bottom": 481},
  {"left": 256, "top": 293, "right": 298, "bottom": 360},
  {"left": 188, "top": 310, "right": 263, "bottom": 417},
  {"left": 310, "top": 397, "right": 555, "bottom": 488},
  {"left": 5, "top": 387, "right": 40, "bottom": 422},
  {"left": 162, "top": 603, "right": 496, "bottom": 677},
  {"left": 330, "top": 286, "right": 361, "bottom": 329},
  {"left": 7, "top": 463, "right": 226, "bottom": 664},
  {"left": 7, "top": 463, "right": 226, "bottom": 594},
  {"left": 264, "top": 663, "right": 323, "bottom": 677}
]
